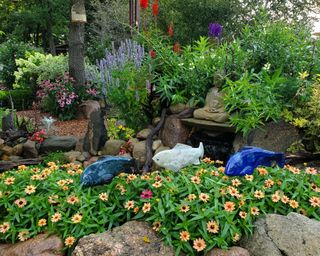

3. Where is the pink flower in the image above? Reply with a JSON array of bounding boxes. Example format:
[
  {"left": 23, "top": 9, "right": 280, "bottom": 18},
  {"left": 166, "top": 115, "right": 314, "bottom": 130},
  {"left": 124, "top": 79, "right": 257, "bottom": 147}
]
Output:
[
  {"left": 66, "top": 99, "right": 72, "bottom": 105},
  {"left": 86, "top": 88, "right": 97, "bottom": 96},
  {"left": 141, "top": 189, "right": 153, "bottom": 199}
]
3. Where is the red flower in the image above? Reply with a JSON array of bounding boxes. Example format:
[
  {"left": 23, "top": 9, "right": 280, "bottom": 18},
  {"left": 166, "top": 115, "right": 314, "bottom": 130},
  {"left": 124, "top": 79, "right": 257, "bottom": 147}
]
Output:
[
  {"left": 173, "top": 42, "right": 181, "bottom": 53},
  {"left": 149, "top": 49, "right": 156, "bottom": 58},
  {"left": 152, "top": 1, "right": 159, "bottom": 16},
  {"left": 140, "top": 0, "right": 148, "bottom": 10},
  {"left": 141, "top": 189, "right": 153, "bottom": 199},
  {"left": 168, "top": 24, "right": 174, "bottom": 37}
]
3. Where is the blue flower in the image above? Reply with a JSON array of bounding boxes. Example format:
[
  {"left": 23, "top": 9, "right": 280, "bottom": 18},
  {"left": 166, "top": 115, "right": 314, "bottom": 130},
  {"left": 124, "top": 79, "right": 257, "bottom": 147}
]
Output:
[{"left": 208, "top": 23, "right": 223, "bottom": 38}]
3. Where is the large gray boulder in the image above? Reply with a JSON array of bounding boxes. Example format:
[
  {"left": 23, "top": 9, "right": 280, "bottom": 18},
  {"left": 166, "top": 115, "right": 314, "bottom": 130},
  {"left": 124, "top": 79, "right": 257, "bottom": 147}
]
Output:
[
  {"left": 233, "top": 120, "right": 300, "bottom": 152},
  {"left": 72, "top": 221, "right": 174, "bottom": 256},
  {"left": 101, "top": 139, "right": 125, "bottom": 156},
  {"left": 160, "top": 115, "right": 190, "bottom": 148},
  {"left": 40, "top": 136, "right": 77, "bottom": 153},
  {"left": 133, "top": 140, "right": 146, "bottom": 165},
  {"left": 0, "top": 233, "right": 63, "bottom": 256},
  {"left": 22, "top": 140, "right": 38, "bottom": 158},
  {"left": 239, "top": 213, "right": 320, "bottom": 256}
]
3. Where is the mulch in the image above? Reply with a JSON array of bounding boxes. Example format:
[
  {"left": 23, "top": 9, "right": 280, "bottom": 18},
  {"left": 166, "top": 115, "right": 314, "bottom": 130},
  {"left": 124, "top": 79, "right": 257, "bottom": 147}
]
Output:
[{"left": 16, "top": 110, "right": 88, "bottom": 137}]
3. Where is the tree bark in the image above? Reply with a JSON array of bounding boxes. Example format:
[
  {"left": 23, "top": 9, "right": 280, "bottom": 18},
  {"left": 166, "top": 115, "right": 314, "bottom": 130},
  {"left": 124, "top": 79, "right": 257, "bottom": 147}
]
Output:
[
  {"left": 68, "top": 0, "right": 86, "bottom": 88},
  {"left": 142, "top": 108, "right": 167, "bottom": 173},
  {"left": 46, "top": 0, "right": 56, "bottom": 55}
]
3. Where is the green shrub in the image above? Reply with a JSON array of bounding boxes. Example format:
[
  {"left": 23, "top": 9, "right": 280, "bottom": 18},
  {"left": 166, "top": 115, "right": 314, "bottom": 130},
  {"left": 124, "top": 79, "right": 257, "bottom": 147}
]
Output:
[
  {"left": 0, "top": 40, "right": 38, "bottom": 88},
  {"left": 284, "top": 74, "right": 320, "bottom": 152},
  {"left": 43, "top": 152, "right": 69, "bottom": 165},
  {"left": 223, "top": 69, "right": 286, "bottom": 135},
  {"left": 14, "top": 51, "right": 68, "bottom": 89},
  {"left": 0, "top": 162, "right": 318, "bottom": 255},
  {"left": 0, "top": 89, "right": 33, "bottom": 110}
]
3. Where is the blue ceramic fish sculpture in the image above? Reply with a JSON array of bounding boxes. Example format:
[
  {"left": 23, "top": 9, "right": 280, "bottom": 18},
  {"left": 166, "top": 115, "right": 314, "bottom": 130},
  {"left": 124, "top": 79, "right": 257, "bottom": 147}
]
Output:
[
  {"left": 80, "top": 156, "right": 136, "bottom": 187},
  {"left": 225, "top": 146, "right": 285, "bottom": 176}
]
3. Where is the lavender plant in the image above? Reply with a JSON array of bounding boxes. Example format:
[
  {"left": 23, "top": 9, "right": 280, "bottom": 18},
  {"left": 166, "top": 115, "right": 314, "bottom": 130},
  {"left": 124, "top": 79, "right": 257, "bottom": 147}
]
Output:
[{"left": 87, "top": 39, "right": 151, "bottom": 130}]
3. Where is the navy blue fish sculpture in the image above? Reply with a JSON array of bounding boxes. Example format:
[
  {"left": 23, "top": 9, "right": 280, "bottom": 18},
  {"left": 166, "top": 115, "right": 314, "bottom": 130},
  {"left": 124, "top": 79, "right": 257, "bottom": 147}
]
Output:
[
  {"left": 80, "top": 156, "right": 137, "bottom": 187},
  {"left": 225, "top": 146, "right": 285, "bottom": 176}
]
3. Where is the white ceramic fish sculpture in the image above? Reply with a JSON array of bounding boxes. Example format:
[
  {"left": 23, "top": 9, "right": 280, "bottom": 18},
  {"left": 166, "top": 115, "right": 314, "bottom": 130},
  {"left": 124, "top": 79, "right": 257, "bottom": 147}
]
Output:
[{"left": 152, "top": 142, "right": 204, "bottom": 172}]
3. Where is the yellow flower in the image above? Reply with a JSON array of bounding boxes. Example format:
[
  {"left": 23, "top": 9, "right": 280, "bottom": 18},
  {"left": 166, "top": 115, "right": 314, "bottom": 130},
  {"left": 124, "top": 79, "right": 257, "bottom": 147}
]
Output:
[
  {"left": 193, "top": 238, "right": 206, "bottom": 252},
  {"left": 299, "top": 71, "right": 309, "bottom": 80},
  {"left": 99, "top": 193, "right": 108, "bottom": 202},
  {"left": 211, "top": 170, "right": 220, "bottom": 176},
  {"left": 272, "top": 193, "right": 280, "bottom": 202},
  {"left": 228, "top": 186, "right": 240, "bottom": 197},
  {"left": 31, "top": 174, "right": 41, "bottom": 180},
  {"left": 48, "top": 195, "right": 59, "bottom": 204},
  {"left": 38, "top": 219, "right": 47, "bottom": 227},
  {"left": 264, "top": 179, "right": 274, "bottom": 188},
  {"left": 202, "top": 157, "right": 213, "bottom": 164},
  {"left": 142, "top": 202, "right": 152, "bottom": 213},
  {"left": 51, "top": 212, "right": 62, "bottom": 223},
  {"left": 0, "top": 191, "right": 2, "bottom": 198},
  {"left": 305, "top": 167, "right": 317, "bottom": 175},
  {"left": 133, "top": 207, "right": 139, "bottom": 214},
  {"left": 0, "top": 222, "right": 10, "bottom": 234},
  {"left": 4, "top": 177, "right": 15, "bottom": 185},
  {"left": 187, "top": 194, "right": 197, "bottom": 201},
  {"left": 152, "top": 221, "right": 161, "bottom": 231},
  {"left": 289, "top": 200, "right": 299, "bottom": 209},
  {"left": 281, "top": 195, "right": 289, "bottom": 204},
  {"left": 14, "top": 198, "right": 27, "bottom": 208},
  {"left": 245, "top": 175, "right": 254, "bottom": 181},
  {"left": 191, "top": 176, "right": 201, "bottom": 184},
  {"left": 224, "top": 201, "right": 235, "bottom": 212},
  {"left": 67, "top": 195, "right": 80, "bottom": 205},
  {"left": 124, "top": 200, "right": 135, "bottom": 210},
  {"left": 127, "top": 174, "right": 137, "bottom": 182},
  {"left": 309, "top": 196, "right": 320, "bottom": 207},
  {"left": 57, "top": 180, "right": 66, "bottom": 186},
  {"left": 180, "top": 230, "right": 190, "bottom": 241},
  {"left": 71, "top": 213, "right": 83, "bottom": 223},
  {"left": 141, "top": 175, "right": 150, "bottom": 180},
  {"left": 18, "top": 230, "right": 29, "bottom": 241},
  {"left": 231, "top": 179, "right": 241, "bottom": 187},
  {"left": 143, "top": 236, "right": 150, "bottom": 243},
  {"left": 199, "top": 193, "right": 210, "bottom": 202},
  {"left": 239, "top": 211, "right": 247, "bottom": 219},
  {"left": 64, "top": 236, "right": 76, "bottom": 247},
  {"left": 233, "top": 233, "right": 240, "bottom": 242},
  {"left": 152, "top": 181, "right": 162, "bottom": 188},
  {"left": 25, "top": 185, "right": 36, "bottom": 195},
  {"left": 216, "top": 160, "right": 224, "bottom": 165},
  {"left": 180, "top": 204, "right": 190, "bottom": 213},
  {"left": 257, "top": 168, "right": 268, "bottom": 176},
  {"left": 207, "top": 220, "right": 219, "bottom": 233},
  {"left": 254, "top": 190, "right": 265, "bottom": 199},
  {"left": 251, "top": 207, "right": 260, "bottom": 216},
  {"left": 18, "top": 165, "right": 27, "bottom": 171}
]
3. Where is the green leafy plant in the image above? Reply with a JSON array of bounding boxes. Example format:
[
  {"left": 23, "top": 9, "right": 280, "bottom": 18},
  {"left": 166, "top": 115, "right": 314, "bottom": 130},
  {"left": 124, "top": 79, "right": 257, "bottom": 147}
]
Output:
[
  {"left": 0, "top": 89, "right": 33, "bottom": 110},
  {"left": 0, "top": 161, "right": 318, "bottom": 255},
  {"left": 284, "top": 74, "right": 320, "bottom": 152},
  {"left": 0, "top": 40, "right": 37, "bottom": 88},
  {"left": 43, "top": 152, "right": 69, "bottom": 165},
  {"left": 106, "top": 118, "right": 135, "bottom": 141},
  {"left": 14, "top": 51, "right": 68, "bottom": 90},
  {"left": 223, "top": 69, "right": 286, "bottom": 135}
]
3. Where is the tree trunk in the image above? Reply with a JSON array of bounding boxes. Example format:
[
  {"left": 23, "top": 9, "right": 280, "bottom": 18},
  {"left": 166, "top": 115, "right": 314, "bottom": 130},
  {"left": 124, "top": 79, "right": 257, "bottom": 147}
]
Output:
[
  {"left": 46, "top": 0, "right": 56, "bottom": 55},
  {"left": 68, "top": 0, "right": 86, "bottom": 89}
]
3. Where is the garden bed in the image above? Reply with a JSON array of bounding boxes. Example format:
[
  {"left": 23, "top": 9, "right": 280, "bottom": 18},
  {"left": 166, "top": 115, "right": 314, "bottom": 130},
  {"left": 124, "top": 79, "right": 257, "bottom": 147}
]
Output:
[{"left": 16, "top": 110, "right": 88, "bottom": 137}]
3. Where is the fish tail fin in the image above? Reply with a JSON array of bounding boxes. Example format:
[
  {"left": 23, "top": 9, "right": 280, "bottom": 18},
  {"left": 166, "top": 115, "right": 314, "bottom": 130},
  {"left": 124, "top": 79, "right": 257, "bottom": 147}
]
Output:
[
  {"left": 275, "top": 152, "right": 286, "bottom": 167},
  {"left": 199, "top": 142, "right": 204, "bottom": 159}
]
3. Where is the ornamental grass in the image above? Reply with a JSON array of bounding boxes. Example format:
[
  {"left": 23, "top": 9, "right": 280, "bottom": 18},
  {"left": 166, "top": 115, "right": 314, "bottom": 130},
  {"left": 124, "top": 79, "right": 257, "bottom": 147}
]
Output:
[{"left": 0, "top": 161, "right": 319, "bottom": 255}]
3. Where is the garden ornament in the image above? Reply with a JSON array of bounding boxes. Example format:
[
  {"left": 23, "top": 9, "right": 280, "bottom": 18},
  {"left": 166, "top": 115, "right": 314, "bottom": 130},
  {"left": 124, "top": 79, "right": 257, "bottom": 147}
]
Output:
[
  {"left": 80, "top": 156, "right": 137, "bottom": 187},
  {"left": 42, "top": 116, "right": 55, "bottom": 133},
  {"left": 225, "top": 146, "right": 285, "bottom": 176},
  {"left": 152, "top": 142, "right": 204, "bottom": 172}
]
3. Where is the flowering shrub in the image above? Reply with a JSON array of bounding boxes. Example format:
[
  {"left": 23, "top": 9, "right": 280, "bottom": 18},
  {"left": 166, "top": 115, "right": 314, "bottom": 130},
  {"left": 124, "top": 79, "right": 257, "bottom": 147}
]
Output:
[
  {"left": 29, "top": 129, "right": 46, "bottom": 144},
  {"left": 87, "top": 40, "right": 152, "bottom": 130},
  {"left": 36, "top": 72, "right": 97, "bottom": 121},
  {"left": 106, "top": 118, "right": 135, "bottom": 141},
  {"left": 0, "top": 161, "right": 319, "bottom": 255}
]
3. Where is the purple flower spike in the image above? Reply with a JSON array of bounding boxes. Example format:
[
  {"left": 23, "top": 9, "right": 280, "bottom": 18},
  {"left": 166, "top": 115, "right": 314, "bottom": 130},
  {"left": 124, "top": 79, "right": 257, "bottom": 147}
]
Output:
[{"left": 209, "top": 23, "right": 223, "bottom": 38}]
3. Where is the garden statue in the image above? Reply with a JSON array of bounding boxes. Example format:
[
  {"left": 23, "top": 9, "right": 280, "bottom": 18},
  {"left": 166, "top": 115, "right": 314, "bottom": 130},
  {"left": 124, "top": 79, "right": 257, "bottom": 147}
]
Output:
[
  {"left": 80, "top": 156, "right": 137, "bottom": 186},
  {"left": 41, "top": 116, "right": 55, "bottom": 134},
  {"left": 193, "top": 87, "right": 229, "bottom": 123},
  {"left": 225, "top": 146, "right": 285, "bottom": 176},
  {"left": 152, "top": 142, "right": 204, "bottom": 172}
]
